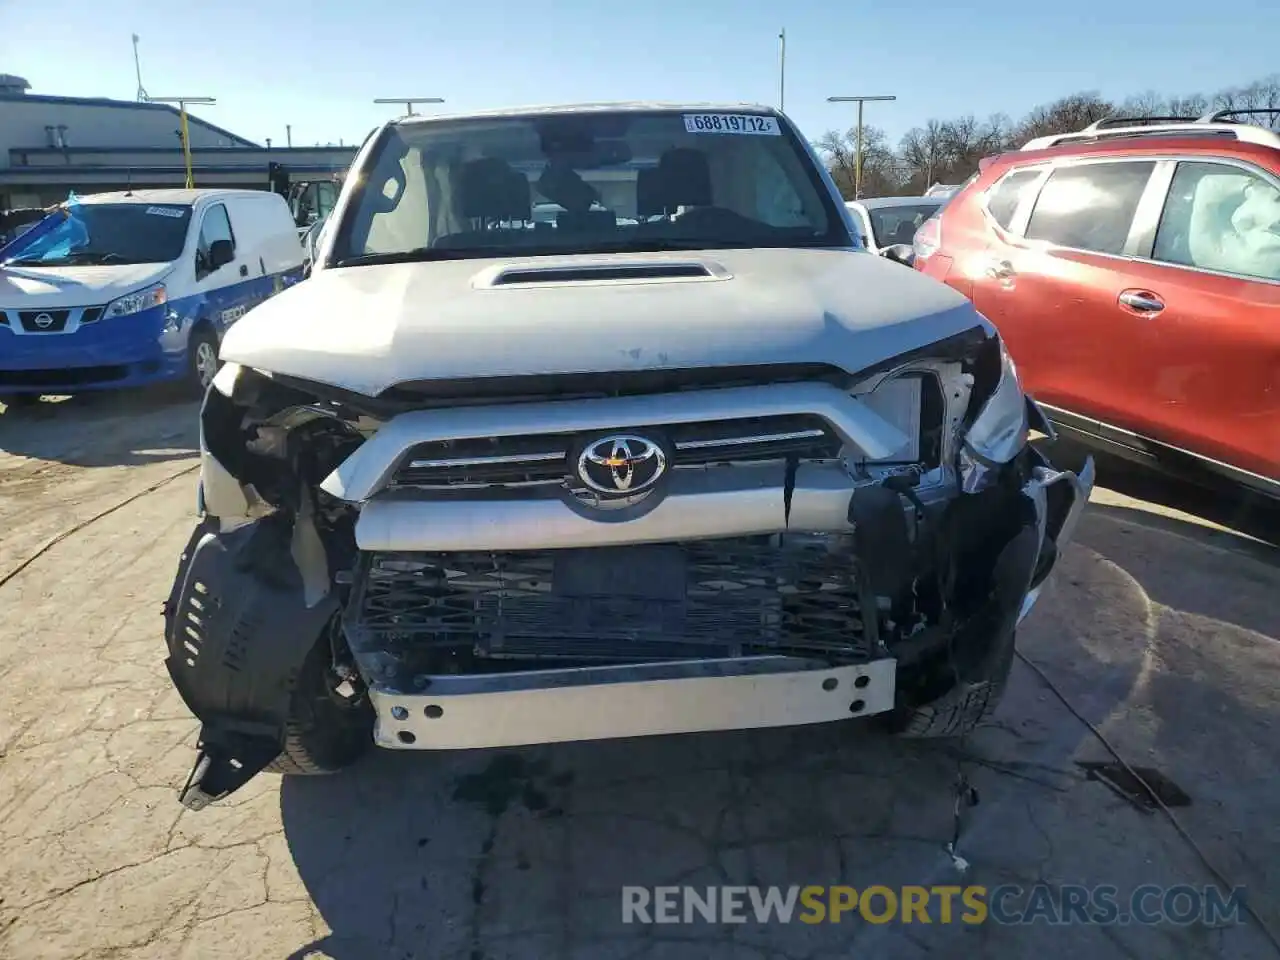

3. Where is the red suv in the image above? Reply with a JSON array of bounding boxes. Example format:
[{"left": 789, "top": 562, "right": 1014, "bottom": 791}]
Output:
[{"left": 915, "top": 113, "right": 1280, "bottom": 501}]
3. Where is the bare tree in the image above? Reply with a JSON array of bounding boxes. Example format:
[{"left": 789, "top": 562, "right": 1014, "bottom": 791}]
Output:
[
  {"left": 818, "top": 74, "right": 1280, "bottom": 196},
  {"left": 817, "top": 126, "right": 903, "bottom": 198}
]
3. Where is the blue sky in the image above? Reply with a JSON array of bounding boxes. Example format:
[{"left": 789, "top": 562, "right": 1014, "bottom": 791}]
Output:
[{"left": 2, "top": 0, "right": 1277, "bottom": 150}]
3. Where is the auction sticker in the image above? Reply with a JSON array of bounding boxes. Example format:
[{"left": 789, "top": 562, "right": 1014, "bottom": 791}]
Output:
[
  {"left": 145, "top": 206, "right": 187, "bottom": 218},
  {"left": 683, "top": 114, "right": 780, "bottom": 135}
]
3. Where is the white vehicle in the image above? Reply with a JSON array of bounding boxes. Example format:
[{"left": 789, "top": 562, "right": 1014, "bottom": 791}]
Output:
[
  {"left": 924, "top": 183, "right": 962, "bottom": 199},
  {"left": 162, "top": 102, "right": 1094, "bottom": 809},
  {"left": 0, "top": 189, "right": 304, "bottom": 397},
  {"left": 845, "top": 195, "right": 946, "bottom": 261}
]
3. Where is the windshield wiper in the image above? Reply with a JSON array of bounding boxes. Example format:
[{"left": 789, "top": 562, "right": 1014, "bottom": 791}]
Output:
[
  {"left": 64, "top": 251, "right": 132, "bottom": 264},
  {"left": 334, "top": 233, "right": 826, "bottom": 268},
  {"left": 333, "top": 247, "right": 488, "bottom": 268}
]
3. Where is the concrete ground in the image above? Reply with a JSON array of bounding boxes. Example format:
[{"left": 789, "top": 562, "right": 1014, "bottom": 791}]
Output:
[{"left": 0, "top": 391, "right": 1277, "bottom": 960}]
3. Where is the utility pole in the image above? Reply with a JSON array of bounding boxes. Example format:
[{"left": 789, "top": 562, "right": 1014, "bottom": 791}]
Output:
[
  {"left": 826, "top": 95, "right": 896, "bottom": 199},
  {"left": 286, "top": 124, "right": 292, "bottom": 148},
  {"left": 778, "top": 29, "right": 786, "bottom": 112},
  {"left": 374, "top": 97, "right": 445, "bottom": 117},
  {"left": 131, "top": 34, "right": 148, "bottom": 101},
  {"left": 147, "top": 96, "right": 217, "bottom": 189}
]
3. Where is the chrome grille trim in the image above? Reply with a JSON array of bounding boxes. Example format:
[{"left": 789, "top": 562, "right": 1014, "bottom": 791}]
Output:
[
  {"left": 674, "top": 428, "right": 827, "bottom": 451},
  {"left": 388, "top": 416, "right": 842, "bottom": 491},
  {"left": 407, "top": 451, "right": 564, "bottom": 469}
]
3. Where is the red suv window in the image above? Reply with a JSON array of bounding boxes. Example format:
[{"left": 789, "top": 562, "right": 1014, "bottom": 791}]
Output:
[{"left": 1023, "top": 161, "right": 1156, "bottom": 255}]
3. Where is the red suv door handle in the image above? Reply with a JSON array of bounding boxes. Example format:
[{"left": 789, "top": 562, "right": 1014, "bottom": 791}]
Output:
[{"left": 1119, "top": 289, "right": 1165, "bottom": 314}]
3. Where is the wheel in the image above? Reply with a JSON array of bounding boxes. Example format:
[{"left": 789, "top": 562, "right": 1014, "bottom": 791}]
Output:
[
  {"left": 887, "top": 628, "right": 1017, "bottom": 739},
  {"left": 186, "top": 326, "right": 221, "bottom": 395},
  {"left": 265, "top": 630, "right": 374, "bottom": 775}
]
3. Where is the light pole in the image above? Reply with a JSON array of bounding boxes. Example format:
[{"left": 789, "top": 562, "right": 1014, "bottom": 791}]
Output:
[
  {"left": 778, "top": 29, "right": 786, "bottom": 112},
  {"left": 827, "top": 95, "right": 896, "bottom": 199},
  {"left": 374, "top": 97, "right": 445, "bottom": 117},
  {"left": 147, "top": 96, "right": 216, "bottom": 188}
]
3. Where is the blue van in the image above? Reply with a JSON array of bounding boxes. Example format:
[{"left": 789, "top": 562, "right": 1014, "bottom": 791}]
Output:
[{"left": 0, "top": 188, "right": 305, "bottom": 397}]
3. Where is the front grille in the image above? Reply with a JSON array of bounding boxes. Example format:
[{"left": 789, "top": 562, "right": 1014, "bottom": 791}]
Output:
[
  {"left": 390, "top": 414, "right": 843, "bottom": 489},
  {"left": 18, "top": 310, "right": 69, "bottom": 333},
  {"left": 349, "top": 536, "right": 876, "bottom": 665},
  {"left": 0, "top": 364, "right": 128, "bottom": 387}
]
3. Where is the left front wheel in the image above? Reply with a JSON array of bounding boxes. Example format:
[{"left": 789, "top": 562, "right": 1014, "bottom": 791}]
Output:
[
  {"left": 265, "top": 630, "right": 374, "bottom": 776},
  {"left": 186, "top": 327, "right": 221, "bottom": 395}
]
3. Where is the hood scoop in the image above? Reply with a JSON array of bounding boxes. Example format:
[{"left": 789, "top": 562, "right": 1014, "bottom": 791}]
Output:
[{"left": 473, "top": 259, "right": 726, "bottom": 289}]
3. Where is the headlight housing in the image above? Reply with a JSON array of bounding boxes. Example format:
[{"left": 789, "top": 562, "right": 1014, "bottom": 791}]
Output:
[
  {"left": 103, "top": 282, "right": 167, "bottom": 320},
  {"left": 959, "top": 336, "right": 1028, "bottom": 492}
]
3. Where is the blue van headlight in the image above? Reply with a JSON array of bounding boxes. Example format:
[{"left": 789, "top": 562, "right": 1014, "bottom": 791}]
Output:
[{"left": 103, "top": 282, "right": 167, "bottom": 319}]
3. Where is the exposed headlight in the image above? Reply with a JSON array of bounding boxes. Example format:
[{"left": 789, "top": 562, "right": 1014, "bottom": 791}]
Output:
[
  {"left": 960, "top": 336, "right": 1028, "bottom": 492},
  {"left": 103, "top": 282, "right": 167, "bottom": 319}
]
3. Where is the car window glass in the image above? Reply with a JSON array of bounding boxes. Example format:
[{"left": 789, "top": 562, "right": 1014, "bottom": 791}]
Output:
[
  {"left": 985, "top": 170, "right": 1041, "bottom": 230},
  {"left": 341, "top": 111, "right": 843, "bottom": 261},
  {"left": 1024, "top": 161, "right": 1155, "bottom": 255},
  {"left": 868, "top": 203, "right": 942, "bottom": 246},
  {"left": 316, "top": 182, "right": 338, "bottom": 219},
  {"left": 197, "top": 204, "right": 235, "bottom": 269},
  {"left": 1153, "top": 161, "right": 1280, "bottom": 282},
  {"left": 752, "top": 149, "right": 809, "bottom": 228}
]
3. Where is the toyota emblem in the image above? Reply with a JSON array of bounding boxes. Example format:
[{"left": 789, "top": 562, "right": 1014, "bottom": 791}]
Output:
[
  {"left": 576, "top": 434, "right": 667, "bottom": 496},
  {"left": 33, "top": 313, "right": 54, "bottom": 329}
]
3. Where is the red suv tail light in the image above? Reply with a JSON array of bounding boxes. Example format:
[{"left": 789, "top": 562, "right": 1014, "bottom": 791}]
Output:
[{"left": 913, "top": 215, "right": 942, "bottom": 262}]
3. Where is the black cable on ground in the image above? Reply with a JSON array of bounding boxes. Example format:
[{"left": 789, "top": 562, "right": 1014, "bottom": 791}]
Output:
[
  {"left": 0, "top": 462, "right": 199, "bottom": 591},
  {"left": 1016, "top": 648, "right": 1280, "bottom": 955}
]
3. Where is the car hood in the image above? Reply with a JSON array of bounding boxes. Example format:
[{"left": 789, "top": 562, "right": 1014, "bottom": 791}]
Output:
[
  {"left": 0, "top": 262, "right": 172, "bottom": 310},
  {"left": 220, "top": 247, "right": 985, "bottom": 397}
]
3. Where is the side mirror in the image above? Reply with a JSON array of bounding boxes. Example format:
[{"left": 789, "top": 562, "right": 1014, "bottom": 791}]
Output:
[
  {"left": 881, "top": 243, "right": 915, "bottom": 266},
  {"left": 208, "top": 239, "right": 235, "bottom": 270}
]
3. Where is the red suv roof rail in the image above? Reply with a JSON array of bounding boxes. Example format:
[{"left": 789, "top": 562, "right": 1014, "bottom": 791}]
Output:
[{"left": 1020, "top": 113, "right": 1280, "bottom": 152}]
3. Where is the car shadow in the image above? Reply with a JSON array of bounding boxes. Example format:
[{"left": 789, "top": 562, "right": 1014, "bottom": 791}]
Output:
[
  {"left": 0, "top": 390, "right": 199, "bottom": 467},
  {"left": 269, "top": 497, "right": 1280, "bottom": 958}
]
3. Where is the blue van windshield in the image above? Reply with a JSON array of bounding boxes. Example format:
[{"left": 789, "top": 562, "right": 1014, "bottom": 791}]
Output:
[{"left": 2, "top": 203, "right": 192, "bottom": 266}]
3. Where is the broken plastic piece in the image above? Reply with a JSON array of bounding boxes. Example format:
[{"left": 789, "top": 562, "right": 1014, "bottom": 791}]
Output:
[{"left": 178, "top": 734, "right": 281, "bottom": 810}]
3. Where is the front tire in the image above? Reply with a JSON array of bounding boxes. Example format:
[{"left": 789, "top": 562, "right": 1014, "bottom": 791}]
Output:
[
  {"left": 265, "top": 631, "right": 374, "bottom": 775},
  {"left": 186, "top": 326, "right": 221, "bottom": 396},
  {"left": 889, "top": 632, "right": 1016, "bottom": 738}
]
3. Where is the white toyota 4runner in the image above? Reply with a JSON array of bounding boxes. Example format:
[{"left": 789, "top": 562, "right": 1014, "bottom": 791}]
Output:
[{"left": 164, "top": 102, "right": 1094, "bottom": 809}]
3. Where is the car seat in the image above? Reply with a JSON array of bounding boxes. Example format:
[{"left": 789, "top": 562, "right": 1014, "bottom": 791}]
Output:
[{"left": 435, "top": 157, "right": 531, "bottom": 248}]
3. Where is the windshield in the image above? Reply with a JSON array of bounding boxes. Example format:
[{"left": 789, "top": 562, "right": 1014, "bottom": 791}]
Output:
[
  {"left": 2, "top": 203, "right": 192, "bottom": 266},
  {"left": 331, "top": 109, "right": 848, "bottom": 265},
  {"left": 867, "top": 203, "right": 943, "bottom": 248}
]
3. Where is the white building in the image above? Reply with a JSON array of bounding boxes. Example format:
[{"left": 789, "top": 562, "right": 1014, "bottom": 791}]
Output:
[{"left": 0, "top": 75, "right": 356, "bottom": 210}]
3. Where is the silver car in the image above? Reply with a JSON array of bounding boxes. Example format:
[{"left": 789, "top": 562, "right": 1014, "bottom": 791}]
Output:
[{"left": 164, "top": 102, "right": 1093, "bottom": 809}]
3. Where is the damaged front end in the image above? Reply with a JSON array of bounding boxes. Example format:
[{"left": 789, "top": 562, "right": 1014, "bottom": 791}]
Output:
[{"left": 164, "top": 328, "right": 1093, "bottom": 809}]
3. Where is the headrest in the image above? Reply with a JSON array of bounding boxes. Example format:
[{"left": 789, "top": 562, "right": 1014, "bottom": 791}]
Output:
[
  {"left": 458, "top": 158, "right": 531, "bottom": 221},
  {"left": 655, "top": 148, "right": 712, "bottom": 207},
  {"left": 635, "top": 167, "right": 666, "bottom": 217}
]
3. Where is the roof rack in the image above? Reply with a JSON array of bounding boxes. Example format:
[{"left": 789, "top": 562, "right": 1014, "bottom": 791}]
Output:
[
  {"left": 1081, "top": 116, "right": 1200, "bottom": 131},
  {"left": 1198, "top": 107, "right": 1280, "bottom": 124},
  {"left": 1020, "top": 112, "right": 1280, "bottom": 152}
]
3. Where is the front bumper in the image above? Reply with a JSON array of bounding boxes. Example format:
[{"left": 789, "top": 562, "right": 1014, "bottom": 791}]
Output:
[
  {"left": 371, "top": 657, "right": 898, "bottom": 750},
  {"left": 355, "top": 453, "right": 1092, "bottom": 750},
  {"left": 164, "top": 381, "right": 1093, "bottom": 804},
  {"left": 0, "top": 304, "right": 185, "bottom": 392}
]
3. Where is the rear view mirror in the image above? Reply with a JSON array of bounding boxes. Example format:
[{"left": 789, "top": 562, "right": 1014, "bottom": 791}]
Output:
[
  {"left": 208, "top": 239, "right": 234, "bottom": 270},
  {"left": 881, "top": 243, "right": 915, "bottom": 266}
]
